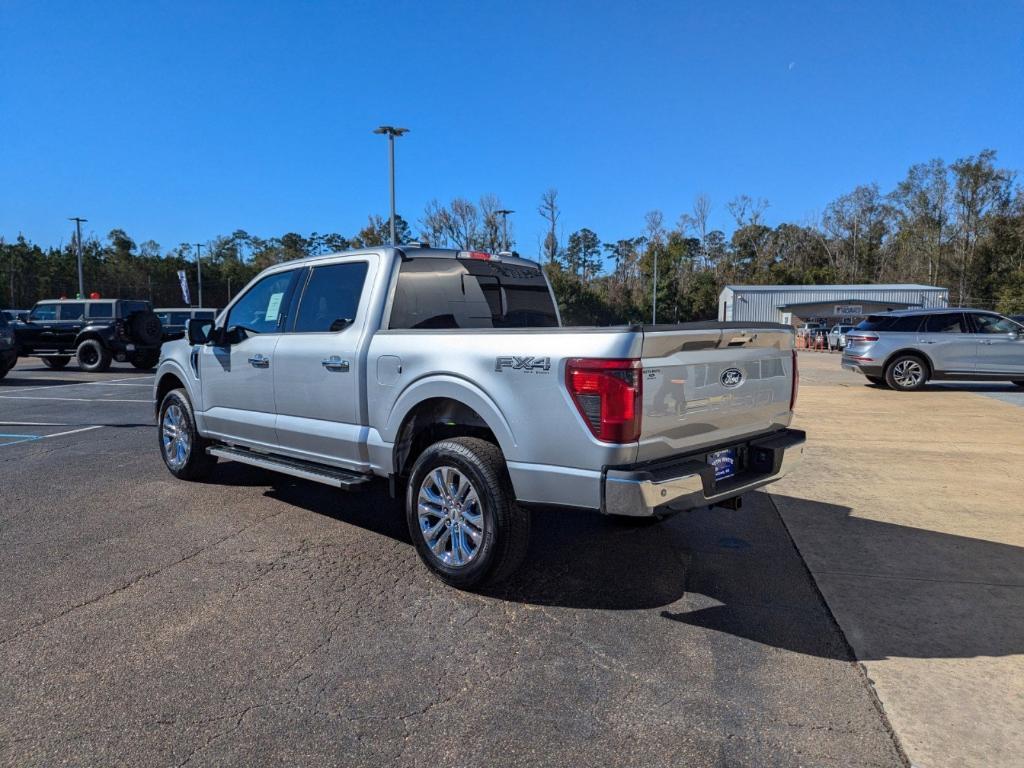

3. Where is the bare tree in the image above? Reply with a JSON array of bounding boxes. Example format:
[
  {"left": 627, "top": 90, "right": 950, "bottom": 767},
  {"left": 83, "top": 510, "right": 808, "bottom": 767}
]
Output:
[{"left": 539, "top": 188, "right": 560, "bottom": 264}]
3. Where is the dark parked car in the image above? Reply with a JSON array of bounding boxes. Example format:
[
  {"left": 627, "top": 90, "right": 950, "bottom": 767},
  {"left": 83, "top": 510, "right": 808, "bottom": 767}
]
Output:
[
  {"left": 0, "top": 312, "right": 16, "bottom": 379},
  {"left": 14, "top": 299, "right": 164, "bottom": 372}
]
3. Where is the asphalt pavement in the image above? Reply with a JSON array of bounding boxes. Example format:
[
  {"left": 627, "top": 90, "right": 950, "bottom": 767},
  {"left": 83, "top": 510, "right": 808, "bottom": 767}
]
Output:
[{"left": 0, "top": 361, "right": 904, "bottom": 767}]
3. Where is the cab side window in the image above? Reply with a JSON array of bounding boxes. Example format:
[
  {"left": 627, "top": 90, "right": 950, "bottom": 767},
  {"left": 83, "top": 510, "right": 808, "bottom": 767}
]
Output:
[
  {"left": 292, "top": 262, "right": 368, "bottom": 333},
  {"left": 226, "top": 271, "right": 297, "bottom": 334}
]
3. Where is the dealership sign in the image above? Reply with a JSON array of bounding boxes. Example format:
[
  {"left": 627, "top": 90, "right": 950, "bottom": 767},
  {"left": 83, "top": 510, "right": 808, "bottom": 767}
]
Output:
[{"left": 835, "top": 304, "right": 863, "bottom": 315}]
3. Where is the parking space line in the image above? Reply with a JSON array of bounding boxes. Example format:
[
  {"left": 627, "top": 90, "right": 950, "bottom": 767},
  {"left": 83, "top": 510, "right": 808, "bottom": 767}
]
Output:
[
  {"left": 0, "top": 376, "right": 154, "bottom": 395},
  {"left": 0, "top": 433, "right": 43, "bottom": 446},
  {"left": 0, "top": 425, "right": 103, "bottom": 448},
  {"left": 0, "top": 395, "right": 150, "bottom": 403}
]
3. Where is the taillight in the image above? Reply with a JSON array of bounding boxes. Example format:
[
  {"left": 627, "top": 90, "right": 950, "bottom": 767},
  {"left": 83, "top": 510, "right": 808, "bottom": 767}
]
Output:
[
  {"left": 848, "top": 335, "right": 878, "bottom": 344},
  {"left": 458, "top": 251, "right": 497, "bottom": 261},
  {"left": 565, "top": 358, "right": 642, "bottom": 443},
  {"left": 790, "top": 349, "right": 799, "bottom": 412}
]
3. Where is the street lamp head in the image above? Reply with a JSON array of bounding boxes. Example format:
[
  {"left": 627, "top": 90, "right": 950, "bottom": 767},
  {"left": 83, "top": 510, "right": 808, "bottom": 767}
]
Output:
[{"left": 374, "top": 125, "right": 409, "bottom": 137}]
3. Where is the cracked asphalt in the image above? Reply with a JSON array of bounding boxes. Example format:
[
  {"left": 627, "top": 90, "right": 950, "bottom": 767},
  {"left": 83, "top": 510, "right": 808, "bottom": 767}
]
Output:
[{"left": 0, "top": 363, "right": 904, "bottom": 767}]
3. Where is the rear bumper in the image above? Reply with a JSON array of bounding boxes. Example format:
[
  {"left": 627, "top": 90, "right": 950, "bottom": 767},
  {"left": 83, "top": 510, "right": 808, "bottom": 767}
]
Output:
[
  {"left": 602, "top": 428, "right": 806, "bottom": 517},
  {"left": 842, "top": 357, "right": 883, "bottom": 376}
]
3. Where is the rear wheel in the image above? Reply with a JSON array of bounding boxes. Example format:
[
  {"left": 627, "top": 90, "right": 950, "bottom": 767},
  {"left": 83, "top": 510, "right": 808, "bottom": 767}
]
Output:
[
  {"left": 866, "top": 375, "right": 887, "bottom": 386},
  {"left": 885, "top": 354, "right": 928, "bottom": 391},
  {"left": 130, "top": 350, "right": 160, "bottom": 370},
  {"left": 406, "top": 437, "right": 531, "bottom": 590},
  {"left": 42, "top": 356, "right": 71, "bottom": 370},
  {"left": 77, "top": 339, "right": 112, "bottom": 373},
  {"left": 158, "top": 389, "right": 216, "bottom": 480}
]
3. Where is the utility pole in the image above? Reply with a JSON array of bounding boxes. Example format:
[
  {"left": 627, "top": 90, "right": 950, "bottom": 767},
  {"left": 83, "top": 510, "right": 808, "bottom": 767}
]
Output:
[
  {"left": 373, "top": 125, "right": 409, "bottom": 245},
  {"left": 193, "top": 243, "right": 204, "bottom": 308},
  {"left": 495, "top": 209, "right": 514, "bottom": 252},
  {"left": 69, "top": 217, "right": 87, "bottom": 298}
]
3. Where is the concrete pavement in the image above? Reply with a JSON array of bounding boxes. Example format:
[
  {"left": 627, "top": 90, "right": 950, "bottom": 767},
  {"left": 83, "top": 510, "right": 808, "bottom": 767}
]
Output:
[{"left": 771, "top": 352, "right": 1024, "bottom": 768}]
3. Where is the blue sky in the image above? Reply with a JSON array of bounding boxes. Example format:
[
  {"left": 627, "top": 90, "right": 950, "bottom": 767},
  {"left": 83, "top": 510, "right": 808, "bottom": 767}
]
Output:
[{"left": 3, "top": 0, "right": 1023, "bottom": 258}]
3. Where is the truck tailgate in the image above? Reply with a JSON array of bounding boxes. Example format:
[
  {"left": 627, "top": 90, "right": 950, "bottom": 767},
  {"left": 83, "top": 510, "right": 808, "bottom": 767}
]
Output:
[{"left": 637, "top": 324, "right": 795, "bottom": 462}]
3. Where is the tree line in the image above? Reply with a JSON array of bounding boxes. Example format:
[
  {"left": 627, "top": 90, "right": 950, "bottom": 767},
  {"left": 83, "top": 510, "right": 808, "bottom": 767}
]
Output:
[{"left": 2, "top": 149, "right": 1022, "bottom": 322}]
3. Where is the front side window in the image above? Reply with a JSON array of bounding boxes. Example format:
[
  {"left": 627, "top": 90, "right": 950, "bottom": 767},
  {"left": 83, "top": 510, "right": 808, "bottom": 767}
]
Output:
[
  {"left": 227, "top": 271, "right": 297, "bottom": 334},
  {"left": 58, "top": 303, "right": 85, "bottom": 321},
  {"left": 30, "top": 304, "right": 57, "bottom": 321},
  {"left": 293, "top": 262, "right": 368, "bottom": 333},
  {"left": 972, "top": 314, "right": 1018, "bottom": 334},
  {"left": 88, "top": 302, "right": 114, "bottom": 319},
  {"left": 924, "top": 314, "right": 965, "bottom": 333}
]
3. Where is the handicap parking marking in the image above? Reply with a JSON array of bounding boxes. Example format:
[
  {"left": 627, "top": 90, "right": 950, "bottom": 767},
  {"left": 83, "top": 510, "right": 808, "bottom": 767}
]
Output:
[
  {"left": 0, "top": 433, "right": 43, "bottom": 446},
  {"left": 0, "top": 425, "right": 103, "bottom": 448}
]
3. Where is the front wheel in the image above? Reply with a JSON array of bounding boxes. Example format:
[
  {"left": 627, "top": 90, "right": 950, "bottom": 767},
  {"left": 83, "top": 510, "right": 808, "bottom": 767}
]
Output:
[
  {"left": 77, "top": 339, "right": 112, "bottom": 372},
  {"left": 158, "top": 389, "right": 216, "bottom": 480},
  {"left": 406, "top": 437, "right": 531, "bottom": 590},
  {"left": 42, "top": 356, "right": 71, "bottom": 370},
  {"left": 885, "top": 355, "right": 928, "bottom": 391}
]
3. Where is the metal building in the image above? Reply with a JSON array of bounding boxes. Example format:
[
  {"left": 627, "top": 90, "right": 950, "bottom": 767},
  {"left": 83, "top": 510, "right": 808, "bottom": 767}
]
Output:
[{"left": 718, "top": 284, "right": 949, "bottom": 325}]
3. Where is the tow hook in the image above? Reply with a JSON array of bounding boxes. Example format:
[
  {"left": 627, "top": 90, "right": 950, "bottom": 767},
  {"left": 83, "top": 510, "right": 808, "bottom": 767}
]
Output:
[{"left": 714, "top": 496, "right": 743, "bottom": 511}]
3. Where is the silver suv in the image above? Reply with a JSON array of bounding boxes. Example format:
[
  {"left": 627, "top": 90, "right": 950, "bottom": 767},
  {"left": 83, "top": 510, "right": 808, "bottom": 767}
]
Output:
[{"left": 842, "top": 309, "right": 1024, "bottom": 390}]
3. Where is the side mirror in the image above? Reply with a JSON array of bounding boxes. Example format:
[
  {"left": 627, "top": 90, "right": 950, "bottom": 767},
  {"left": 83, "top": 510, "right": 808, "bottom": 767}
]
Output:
[{"left": 187, "top": 318, "right": 214, "bottom": 345}]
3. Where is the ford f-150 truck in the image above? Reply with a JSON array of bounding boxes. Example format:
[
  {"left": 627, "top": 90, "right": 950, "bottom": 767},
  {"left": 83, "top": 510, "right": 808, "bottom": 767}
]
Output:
[{"left": 154, "top": 246, "right": 804, "bottom": 588}]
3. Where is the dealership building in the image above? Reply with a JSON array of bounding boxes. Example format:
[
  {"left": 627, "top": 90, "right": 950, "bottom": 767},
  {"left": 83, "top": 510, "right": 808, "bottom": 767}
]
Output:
[{"left": 718, "top": 284, "right": 950, "bottom": 326}]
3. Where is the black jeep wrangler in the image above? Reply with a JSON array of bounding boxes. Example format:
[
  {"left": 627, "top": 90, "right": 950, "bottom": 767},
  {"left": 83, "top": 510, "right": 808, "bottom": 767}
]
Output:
[
  {"left": 13, "top": 299, "right": 164, "bottom": 373},
  {"left": 0, "top": 312, "right": 16, "bottom": 380}
]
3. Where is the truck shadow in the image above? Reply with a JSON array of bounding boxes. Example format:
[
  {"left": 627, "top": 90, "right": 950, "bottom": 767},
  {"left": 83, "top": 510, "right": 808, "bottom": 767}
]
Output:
[{"left": 211, "top": 464, "right": 1024, "bottom": 661}]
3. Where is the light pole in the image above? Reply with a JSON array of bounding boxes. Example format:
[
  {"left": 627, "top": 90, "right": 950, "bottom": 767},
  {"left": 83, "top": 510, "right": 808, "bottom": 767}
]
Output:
[
  {"left": 69, "top": 217, "right": 87, "bottom": 298},
  {"left": 373, "top": 125, "right": 409, "bottom": 245},
  {"left": 495, "top": 209, "right": 514, "bottom": 252},
  {"left": 652, "top": 248, "right": 658, "bottom": 325},
  {"left": 193, "top": 243, "right": 204, "bottom": 308}
]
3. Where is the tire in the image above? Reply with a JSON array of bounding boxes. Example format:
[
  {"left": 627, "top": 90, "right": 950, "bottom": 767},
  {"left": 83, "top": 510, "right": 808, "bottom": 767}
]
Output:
[
  {"left": 1013, "top": 381, "right": 1024, "bottom": 388},
  {"left": 129, "top": 311, "right": 163, "bottom": 346},
  {"left": 76, "top": 339, "right": 112, "bottom": 372},
  {"left": 42, "top": 356, "right": 71, "bottom": 370},
  {"left": 130, "top": 350, "right": 160, "bottom": 370},
  {"left": 0, "top": 358, "right": 11, "bottom": 380},
  {"left": 866, "top": 375, "right": 887, "bottom": 387},
  {"left": 884, "top": 354, "right": 928, "bottom": 391},
  {"left": 406, "top": 437, "right": 531, "bottom": 590},
  {"left": 158, "top": 388, "right": 216, "bottom": 480}
]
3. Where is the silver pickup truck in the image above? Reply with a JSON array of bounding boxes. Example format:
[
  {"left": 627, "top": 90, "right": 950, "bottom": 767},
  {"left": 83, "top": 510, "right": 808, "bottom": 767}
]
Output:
[{"left": 154, "top": 246, "right": 804, "bottom": 588}]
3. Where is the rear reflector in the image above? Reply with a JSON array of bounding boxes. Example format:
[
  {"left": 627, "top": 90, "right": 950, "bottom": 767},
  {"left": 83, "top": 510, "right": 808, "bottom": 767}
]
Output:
[
  {"left": 565, "top": 358, "right": 642, "bottom": 443},
  {"left": 790, "top": 349, "right": 799, "bottom": 412}
]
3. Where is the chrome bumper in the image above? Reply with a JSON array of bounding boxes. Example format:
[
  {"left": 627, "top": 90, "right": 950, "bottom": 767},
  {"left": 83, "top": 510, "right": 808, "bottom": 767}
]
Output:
[{"left": 602, "top": 428, "right": 806, "bottom": 517}]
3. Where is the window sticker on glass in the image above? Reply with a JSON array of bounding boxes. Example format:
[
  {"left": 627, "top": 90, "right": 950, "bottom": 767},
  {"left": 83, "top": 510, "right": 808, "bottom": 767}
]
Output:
[{"left": 265, "top": 292, "right": 285, "bottom": 323}]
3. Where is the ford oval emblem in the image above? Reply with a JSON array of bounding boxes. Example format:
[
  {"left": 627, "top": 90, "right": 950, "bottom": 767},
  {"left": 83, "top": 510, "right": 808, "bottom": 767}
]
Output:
[{"left": 720, "top": 367, "right": 744, "bottom": 388}]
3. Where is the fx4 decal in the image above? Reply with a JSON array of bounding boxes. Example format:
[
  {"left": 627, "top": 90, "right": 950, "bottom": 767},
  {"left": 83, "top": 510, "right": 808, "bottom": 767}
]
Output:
[{"left": 495, "top": 356, "right": 552, "bottom": 373}]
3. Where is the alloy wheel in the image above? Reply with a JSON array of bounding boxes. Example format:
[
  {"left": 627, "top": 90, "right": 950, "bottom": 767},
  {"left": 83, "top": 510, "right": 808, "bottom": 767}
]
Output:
[
  {"left": 161, "top": 403, "right": 192, "bottom": 470},
  {"left": 417, "top": 466, "right": 485, "bottom": 568}
]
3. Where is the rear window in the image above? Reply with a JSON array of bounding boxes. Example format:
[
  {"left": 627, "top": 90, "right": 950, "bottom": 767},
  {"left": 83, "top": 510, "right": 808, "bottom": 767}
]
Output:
[
  {"left": 59, "top": 303, "right": 86, "bottom": 321},
  {"left": 87, "top": 302, "right": 114, "bottom": 319},
  {"left": 388, "top": 258, "right": 559, "bottom": 330},
  {"left": 923, "top": 313, "right": 965, "bottom": 333},
  {"left": 855, "top": 315, "right": 923, "bottom": 332}
]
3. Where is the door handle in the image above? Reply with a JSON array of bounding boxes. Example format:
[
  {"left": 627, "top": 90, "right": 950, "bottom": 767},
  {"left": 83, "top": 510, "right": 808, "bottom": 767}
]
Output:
[
  {"left": 248, "top": 354, "right": 270, "bottom": 368},
  {"left": 979, "top": 340, "right": 995, "bottom": 345},
  {"left": 321, "top": 356, "right": 350, "bottom": 372}
]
